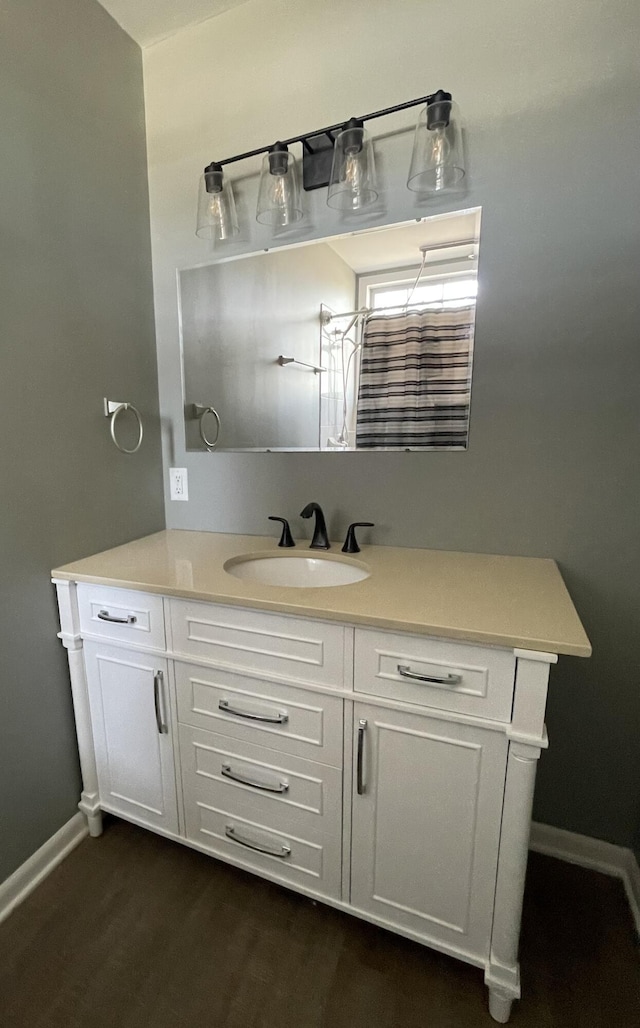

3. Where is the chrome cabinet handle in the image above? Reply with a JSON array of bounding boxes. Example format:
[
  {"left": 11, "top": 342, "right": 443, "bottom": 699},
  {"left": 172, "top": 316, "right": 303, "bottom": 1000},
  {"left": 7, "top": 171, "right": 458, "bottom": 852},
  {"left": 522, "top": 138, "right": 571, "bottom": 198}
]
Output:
[
  {"left": 218, "top": 699, "right": 288, "bottom": 724},
  {"left": 221, "top": 762, "right": 289, "bottom": 793},
  {"left": 97, "top": 609, "right": 137, "bottom": 625},
  {"left": 357, "top": 718, "right": 367, "bottom": 795},
  {"left": 225, "top": 823, "right": 291, "bottom": 858},
  {"left": 154, "top": 671, "right": 167, "bottom": 734},
  {"left": 397, "top": 664, "right": 462, "bottom": 686}
]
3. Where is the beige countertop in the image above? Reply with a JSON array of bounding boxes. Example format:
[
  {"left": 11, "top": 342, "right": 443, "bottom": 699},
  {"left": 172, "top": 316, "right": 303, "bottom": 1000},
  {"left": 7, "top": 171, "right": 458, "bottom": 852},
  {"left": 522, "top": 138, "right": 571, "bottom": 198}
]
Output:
[{"left": 52, "top": 530, "right": 591, "bottom": 657}]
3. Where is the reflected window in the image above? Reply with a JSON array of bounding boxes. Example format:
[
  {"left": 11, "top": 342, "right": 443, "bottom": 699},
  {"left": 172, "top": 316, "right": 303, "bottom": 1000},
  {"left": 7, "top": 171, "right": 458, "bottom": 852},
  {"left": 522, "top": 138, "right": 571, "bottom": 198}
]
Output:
[{"left": 369, "top": 275, "right": 478, "bottom": 312}]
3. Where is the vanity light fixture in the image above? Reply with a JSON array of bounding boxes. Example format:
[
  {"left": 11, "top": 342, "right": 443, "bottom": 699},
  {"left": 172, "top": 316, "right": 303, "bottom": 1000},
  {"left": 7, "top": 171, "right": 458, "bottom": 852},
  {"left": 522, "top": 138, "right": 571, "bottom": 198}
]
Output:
[
  {"left": 196, "top": 161, "right": 240, "bottom": 240},
  {"left": 326, "top": 118, "right": 378, "bottom": 211},
  {"left": 407, "top": 91, "right": 464, "bottom": 193},
  {"left": 196, "top": 89, "right": 464, "bottom": 240},
  {"left": 256, "top": 143, "right": 303, "bottom": 227}
]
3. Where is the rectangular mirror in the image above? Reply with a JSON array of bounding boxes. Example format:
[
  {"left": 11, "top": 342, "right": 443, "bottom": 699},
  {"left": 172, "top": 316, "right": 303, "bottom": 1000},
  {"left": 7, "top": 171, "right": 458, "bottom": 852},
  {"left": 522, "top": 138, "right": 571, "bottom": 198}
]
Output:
[{"left": 180, "top": 207, "right": 481, "bottom": 451}]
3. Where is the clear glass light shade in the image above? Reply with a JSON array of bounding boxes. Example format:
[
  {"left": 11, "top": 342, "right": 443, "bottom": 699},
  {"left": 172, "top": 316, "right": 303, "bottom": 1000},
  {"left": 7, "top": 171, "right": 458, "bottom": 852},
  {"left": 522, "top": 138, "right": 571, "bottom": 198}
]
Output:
[
  {"left": 256, "top": 150, "right": 303, "bottom": 227},
  {"left": 327, "top": 125, "right": 378, "bottom": 211},
  {"left": 407, "top": 99, "right": 465, "bottom": 193},
  {"left": 196, "top": 170, "right": 239, "bottom": 240}
]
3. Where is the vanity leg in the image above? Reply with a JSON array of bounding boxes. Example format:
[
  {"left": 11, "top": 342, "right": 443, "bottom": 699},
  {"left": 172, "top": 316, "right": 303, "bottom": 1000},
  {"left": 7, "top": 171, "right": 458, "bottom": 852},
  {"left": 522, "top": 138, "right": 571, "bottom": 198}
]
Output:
[
  {"left": 82, "top": 804, "right": 104, "bottom": 838},
  {"left": 66, "top": 641, "right": 102, "bottom": 836},
  {"left": 485, "top": 740, "right": 538, "bottom": 1019},
  {"left": 486, "top": 651, "right": 554, "bottom": 1024},
  {"left": 488, "top": 989, "right": 513, "bottom": 1024},
  {"left": 55, "top": 581, "right": 103, "bottom": 840}
]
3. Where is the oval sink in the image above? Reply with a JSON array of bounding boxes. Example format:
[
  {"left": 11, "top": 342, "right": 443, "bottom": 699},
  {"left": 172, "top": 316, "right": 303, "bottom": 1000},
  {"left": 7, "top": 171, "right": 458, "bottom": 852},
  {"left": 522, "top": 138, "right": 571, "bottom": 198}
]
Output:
[{"left": 224, "top": 553, "right": 370, "bottom": 588}]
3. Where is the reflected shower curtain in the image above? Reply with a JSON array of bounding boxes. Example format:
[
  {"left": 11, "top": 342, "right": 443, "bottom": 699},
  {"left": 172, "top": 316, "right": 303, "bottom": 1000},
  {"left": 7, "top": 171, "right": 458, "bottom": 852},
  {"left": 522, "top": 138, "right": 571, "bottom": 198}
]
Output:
[{"left": 355, "top": 306, "right": 475, "bottom": 450}]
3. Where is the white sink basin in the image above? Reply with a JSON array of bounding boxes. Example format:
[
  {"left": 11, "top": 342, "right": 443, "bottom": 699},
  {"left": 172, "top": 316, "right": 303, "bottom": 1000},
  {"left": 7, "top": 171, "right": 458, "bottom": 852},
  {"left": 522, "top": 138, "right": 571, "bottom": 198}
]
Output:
[{"left": 224, "top": 553, "right": 370, "bottom": 588}]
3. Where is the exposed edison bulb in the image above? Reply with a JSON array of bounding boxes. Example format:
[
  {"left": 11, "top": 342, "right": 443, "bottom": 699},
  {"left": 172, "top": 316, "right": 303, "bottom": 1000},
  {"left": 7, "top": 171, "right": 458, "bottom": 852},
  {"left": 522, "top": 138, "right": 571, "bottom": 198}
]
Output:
[
  {"left": 343, "top": 153, "right": 365, "bottom": 198},
  {"left": 268, "top": 169, "right": 302, "bottom": 226},
  {"left": 206, "top": 191, "right": 234, "bottom": 238},
  {"left": 271, "top": 172, "right": 287, "bottom": 208},
  {"left": 428, "top": 126, "right": 452, "bottom": 191}
]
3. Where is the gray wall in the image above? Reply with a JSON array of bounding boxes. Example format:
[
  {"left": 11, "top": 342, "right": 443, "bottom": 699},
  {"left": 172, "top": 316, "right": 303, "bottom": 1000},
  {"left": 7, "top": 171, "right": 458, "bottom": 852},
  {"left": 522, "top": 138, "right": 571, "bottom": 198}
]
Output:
[
  {"left": 0, "top": 0, "right": 164, "bottom": 882},
  {"left": 144, "top": 0, "right": 640, "bottom": 851}
]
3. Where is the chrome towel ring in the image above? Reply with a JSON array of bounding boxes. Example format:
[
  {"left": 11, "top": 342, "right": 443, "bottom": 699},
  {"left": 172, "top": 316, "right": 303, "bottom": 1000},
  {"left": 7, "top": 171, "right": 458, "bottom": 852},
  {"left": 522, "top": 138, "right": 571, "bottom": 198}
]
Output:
[
  {"left": 103, "top": 398, "right": 144, "bottom": 454},
  {"left": 191, "top": 403, "right": 221, "bottom": 451}
]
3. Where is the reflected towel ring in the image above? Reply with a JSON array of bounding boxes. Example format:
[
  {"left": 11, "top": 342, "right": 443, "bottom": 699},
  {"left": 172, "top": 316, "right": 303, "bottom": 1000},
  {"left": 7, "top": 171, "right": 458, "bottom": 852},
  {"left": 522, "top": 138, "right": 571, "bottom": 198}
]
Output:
[
  {"left": 103, "top": 398, "right": 143, "bottom": 454},
  {"left": 191, "top": 403, "right": 221, "bottom": 451}
]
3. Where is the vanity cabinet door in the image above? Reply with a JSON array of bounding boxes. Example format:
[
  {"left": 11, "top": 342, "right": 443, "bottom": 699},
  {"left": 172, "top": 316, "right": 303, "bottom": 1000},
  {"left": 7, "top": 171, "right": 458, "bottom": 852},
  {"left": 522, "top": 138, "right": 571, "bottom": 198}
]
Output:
[
  {"left": 83, "top": 641, "right": 179, "bottom": 835},
  {"left": 350, "top": 703, "right": 507, "bottom": 963}
]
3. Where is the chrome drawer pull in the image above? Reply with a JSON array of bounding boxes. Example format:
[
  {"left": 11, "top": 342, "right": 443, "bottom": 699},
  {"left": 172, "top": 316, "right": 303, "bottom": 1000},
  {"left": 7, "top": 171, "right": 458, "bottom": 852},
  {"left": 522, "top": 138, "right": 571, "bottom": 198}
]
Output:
[
  {"left": 97, "top": 609, "right": 137, "bottom": 625},
  {"left": 357, "top": 718, "right": 367, "bottom": 796},
  {"left": 153, "top": 671, "right": 167, "bottom": 734},
  {"left": 218, "top": 699, "right": 288, "bottom": 724},
  {"left": 225, "top": 824, "right": 291, "bottom": 858},
  {"left": 221, "top": 762, "right": 289, "bottom": 793},
  {"left": 397, "top": 664, "right": 462, "bottom": 686}
]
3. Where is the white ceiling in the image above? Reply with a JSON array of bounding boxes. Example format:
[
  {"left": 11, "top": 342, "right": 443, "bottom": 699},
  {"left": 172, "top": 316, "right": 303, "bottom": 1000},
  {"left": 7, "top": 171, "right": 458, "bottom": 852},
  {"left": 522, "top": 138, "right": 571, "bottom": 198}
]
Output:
[
  {"left": 327, "top": 210, "right": 481, "bottom": 275},
  {"left": 96, "top": 0, "right": 252, "bottom": 47}
]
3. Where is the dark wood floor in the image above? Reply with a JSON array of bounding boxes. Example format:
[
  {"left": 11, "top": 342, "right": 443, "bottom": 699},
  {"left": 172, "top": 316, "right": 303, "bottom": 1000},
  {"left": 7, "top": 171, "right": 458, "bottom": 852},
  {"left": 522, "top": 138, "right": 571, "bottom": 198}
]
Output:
[{"left": 0, "top": 818, "right": 638, "bottom": 1027}]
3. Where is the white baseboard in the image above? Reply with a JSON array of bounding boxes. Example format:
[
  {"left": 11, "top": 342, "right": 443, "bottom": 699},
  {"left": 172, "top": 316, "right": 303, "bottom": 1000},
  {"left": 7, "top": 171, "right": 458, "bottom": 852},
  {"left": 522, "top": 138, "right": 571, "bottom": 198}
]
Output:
[
  {"left": 0, "top": 813, "right": 88, "bottom": 925},
  {"left": 530, "top": 821, "right": 640, "bottom": 936}
]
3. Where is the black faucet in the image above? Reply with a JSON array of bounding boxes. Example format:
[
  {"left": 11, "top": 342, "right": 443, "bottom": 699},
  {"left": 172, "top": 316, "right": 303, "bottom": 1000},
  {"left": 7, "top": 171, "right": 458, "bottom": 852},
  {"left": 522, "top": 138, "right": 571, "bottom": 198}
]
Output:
[{"left": 300, "top": 502, "right": 330, "bottom": 550}]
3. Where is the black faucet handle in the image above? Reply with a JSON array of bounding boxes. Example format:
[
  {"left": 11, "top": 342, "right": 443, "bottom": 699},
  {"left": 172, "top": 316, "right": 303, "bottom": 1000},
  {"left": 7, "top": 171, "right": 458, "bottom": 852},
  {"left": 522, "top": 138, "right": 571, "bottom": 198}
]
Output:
[
  {"left": 342, "top": 522, "right": 374, "bottom": 554},
  {"left": 268, "top": 516, "right": 295, "bottom": 548}
]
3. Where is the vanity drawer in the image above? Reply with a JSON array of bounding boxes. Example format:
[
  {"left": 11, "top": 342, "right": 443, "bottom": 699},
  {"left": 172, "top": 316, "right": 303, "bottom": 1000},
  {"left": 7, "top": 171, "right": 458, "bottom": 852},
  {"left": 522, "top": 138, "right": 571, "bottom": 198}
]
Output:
[
  {"left": 175, "top": 661, "right": 343, "bottom": 767},
  {"left": 354, "top": 628, "right": 515, "bottom": 722},
  {"left": 179, "top": 725, "right": 342, "bottom": 841},
  {"left": 77, "top": 584, "right": 165, "bottom": 651},
  {"left": 183, "top": 787, "right": 342, "bottom": 900},
  {"left": 169, "top": 598, "right": 346, "bottom": 688}
]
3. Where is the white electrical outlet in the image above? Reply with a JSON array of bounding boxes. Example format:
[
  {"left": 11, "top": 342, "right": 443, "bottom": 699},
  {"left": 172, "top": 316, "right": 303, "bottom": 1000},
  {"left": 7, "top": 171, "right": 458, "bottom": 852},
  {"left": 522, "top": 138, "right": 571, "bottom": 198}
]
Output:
[{"left": 169, "top": 467, "right": 189, "bottom": 501}]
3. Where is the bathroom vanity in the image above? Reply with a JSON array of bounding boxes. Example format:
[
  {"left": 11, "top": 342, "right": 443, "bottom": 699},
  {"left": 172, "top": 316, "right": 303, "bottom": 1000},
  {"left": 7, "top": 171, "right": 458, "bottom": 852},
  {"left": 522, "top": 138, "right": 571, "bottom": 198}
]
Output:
[{"left": 52, "top": 530, "right": 590, "bottom": 1023}]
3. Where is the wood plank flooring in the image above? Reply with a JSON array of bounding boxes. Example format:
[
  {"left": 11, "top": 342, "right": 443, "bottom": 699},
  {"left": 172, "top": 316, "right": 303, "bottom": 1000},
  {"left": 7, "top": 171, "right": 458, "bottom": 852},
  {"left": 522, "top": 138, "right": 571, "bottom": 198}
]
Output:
[{"left": 0, "top": 818, "right": 638, "bottom": 1027}]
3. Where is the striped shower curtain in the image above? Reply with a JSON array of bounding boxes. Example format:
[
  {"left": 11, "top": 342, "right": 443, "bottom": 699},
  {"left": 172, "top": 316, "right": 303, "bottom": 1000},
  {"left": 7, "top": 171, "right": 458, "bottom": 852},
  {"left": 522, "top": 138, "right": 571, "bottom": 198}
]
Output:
[{"left": 355, "top": 306, "right": 475, "bottom": 450}]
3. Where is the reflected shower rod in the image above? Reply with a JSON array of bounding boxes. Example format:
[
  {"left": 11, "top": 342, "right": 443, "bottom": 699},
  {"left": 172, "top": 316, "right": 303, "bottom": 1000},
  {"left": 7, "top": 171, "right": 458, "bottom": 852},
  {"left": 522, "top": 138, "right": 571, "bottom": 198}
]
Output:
[
  {"left": 323, "top": 296, "right": 476, "bottom": 323},
  {"left": 416, "top": 238, "right": 478, "bottom": 254}
]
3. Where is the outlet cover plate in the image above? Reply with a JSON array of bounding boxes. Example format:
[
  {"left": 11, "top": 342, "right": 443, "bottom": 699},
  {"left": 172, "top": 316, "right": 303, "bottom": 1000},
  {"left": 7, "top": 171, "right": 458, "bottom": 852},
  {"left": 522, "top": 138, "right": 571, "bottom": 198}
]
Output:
[{"left": 170, "top": 467, "right": 188, "bottom": 501}]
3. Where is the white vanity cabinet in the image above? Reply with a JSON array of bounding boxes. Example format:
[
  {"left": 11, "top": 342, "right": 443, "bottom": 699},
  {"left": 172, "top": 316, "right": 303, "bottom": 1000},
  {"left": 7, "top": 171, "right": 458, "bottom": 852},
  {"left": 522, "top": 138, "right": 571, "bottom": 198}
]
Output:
[
  {"left": 53, "top": 554, "right": 584, "bottom": 1027},
  {"left": 83, "top": 641, "right": 178, "bottom": 835}
]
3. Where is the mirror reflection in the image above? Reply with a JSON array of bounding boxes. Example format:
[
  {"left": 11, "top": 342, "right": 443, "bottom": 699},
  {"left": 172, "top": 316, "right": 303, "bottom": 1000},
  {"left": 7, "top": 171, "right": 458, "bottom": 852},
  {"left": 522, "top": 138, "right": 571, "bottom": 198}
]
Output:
[{"left": 180, "top": 208, "right": 481, "bottom": 451}]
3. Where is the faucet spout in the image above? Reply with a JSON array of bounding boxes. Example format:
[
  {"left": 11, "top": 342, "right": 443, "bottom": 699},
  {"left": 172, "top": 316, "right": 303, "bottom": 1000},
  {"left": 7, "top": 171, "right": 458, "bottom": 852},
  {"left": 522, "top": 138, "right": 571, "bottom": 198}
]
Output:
[{"left": 300, "top": 502, "right": 330, "bottom": 550}]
